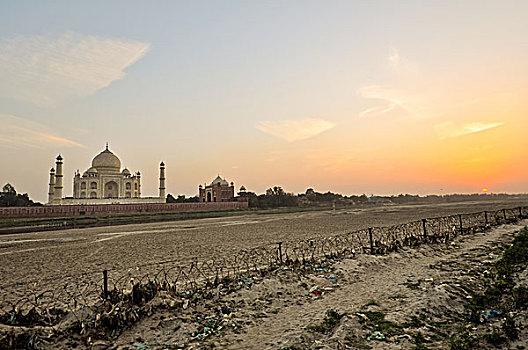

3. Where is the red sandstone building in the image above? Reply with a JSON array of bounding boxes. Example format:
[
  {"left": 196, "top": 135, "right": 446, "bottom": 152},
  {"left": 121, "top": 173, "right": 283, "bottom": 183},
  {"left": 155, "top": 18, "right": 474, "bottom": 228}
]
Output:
[{"left": 198, "top": 176, "right": 248, "bottom": 202}]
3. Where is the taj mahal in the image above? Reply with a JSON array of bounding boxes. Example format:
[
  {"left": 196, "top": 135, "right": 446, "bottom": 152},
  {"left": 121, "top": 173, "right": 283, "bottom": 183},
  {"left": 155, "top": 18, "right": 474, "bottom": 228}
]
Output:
[{"left": 47, "top": 144, "right": 166, "bottom": 205}]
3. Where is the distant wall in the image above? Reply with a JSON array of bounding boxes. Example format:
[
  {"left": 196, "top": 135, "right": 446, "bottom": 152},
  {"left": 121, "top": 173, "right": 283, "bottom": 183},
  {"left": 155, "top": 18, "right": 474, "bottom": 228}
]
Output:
[
  {"left": 56, "top": 197, "right": 166, "bottom": 205},
  {"left": 0, "top": 202, "right": 248, "bottom": 218}
]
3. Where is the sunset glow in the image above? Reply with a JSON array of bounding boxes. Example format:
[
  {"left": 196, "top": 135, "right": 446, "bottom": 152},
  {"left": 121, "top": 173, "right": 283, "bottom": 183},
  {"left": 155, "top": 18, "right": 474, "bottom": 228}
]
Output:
[{"left": 0, "top": 1, "right": 527, "bottom": 201}]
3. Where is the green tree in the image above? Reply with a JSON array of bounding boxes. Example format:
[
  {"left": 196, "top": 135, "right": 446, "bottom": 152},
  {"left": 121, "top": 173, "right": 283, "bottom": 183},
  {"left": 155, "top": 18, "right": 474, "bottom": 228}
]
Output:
[{"left": 0, "top": 183, "right": 41, "bottom": 207}]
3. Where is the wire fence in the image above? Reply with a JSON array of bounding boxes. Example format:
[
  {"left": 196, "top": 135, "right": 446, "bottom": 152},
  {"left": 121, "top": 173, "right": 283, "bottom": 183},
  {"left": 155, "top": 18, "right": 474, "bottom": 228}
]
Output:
[{"left": 1, "top": 206, "right": 527, "bottom": 346}]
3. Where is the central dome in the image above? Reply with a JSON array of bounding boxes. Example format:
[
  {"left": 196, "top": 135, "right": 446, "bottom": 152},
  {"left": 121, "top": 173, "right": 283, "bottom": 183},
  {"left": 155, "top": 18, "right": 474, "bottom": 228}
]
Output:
[
  {"left": 211, "top": 175, "right": 229, "bottom": 186},
  {"left": 91, "top": 147, "right": 121, "bottom": 173}
]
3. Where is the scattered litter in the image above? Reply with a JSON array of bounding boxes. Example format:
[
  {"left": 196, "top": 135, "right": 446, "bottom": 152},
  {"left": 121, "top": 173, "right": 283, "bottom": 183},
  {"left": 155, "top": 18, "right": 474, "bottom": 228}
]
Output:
[
  {"left": 309, "top": 285, "right": 323, "bottom": 296},
  {"left": 408, "top": 274, "right": 416, "bottom": 278},
  {"left": 483, "top": 310, "right": 500, "bottom": 319},
  {"left": 424, "top": 278, "right": 434, "bottom": 282},
  {"left": 368, "top": 331, "right": 386, "bottom": 340},
  {"left": 192, "top": 315, "right": 222, "bottom": 340},
  {"left": 355, "top": 312, "right": 369, "bottom": 322},
  {"left": 398, "top": 334, "right": 413, "bottom": 341}
]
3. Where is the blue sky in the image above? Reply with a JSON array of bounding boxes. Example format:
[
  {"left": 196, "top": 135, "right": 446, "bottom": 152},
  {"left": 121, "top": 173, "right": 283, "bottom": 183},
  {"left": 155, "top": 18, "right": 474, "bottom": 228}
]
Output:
[{"left": 1, "top": 1, "right": 527, "bottom": 202}]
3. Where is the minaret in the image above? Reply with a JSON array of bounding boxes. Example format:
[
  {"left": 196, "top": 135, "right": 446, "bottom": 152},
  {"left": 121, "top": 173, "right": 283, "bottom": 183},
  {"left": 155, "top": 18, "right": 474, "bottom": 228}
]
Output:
[
  {"left": 136, "top": 171, "right": 141, "bottom": 197},
  {"left": 54, "top": 154, "right": 63, "bottom": 205},
  {"left": 159, "top": 162, "right": 166, "bottom": 199},
  {"left": 47, "top": 168, "right": 55, "bottom": 204}
]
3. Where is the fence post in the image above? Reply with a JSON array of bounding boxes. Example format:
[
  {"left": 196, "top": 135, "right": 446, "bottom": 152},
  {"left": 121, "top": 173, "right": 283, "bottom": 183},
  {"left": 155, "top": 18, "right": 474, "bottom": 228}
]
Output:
[
  {"left": 103, "top": 270, "right": 108, "bottom": 300},
  {"left": 458, "top": 214, "right": 463, "bottom": 234},
  {"left": 519, "top": 207, "right": 523, "bottom": 218},
  {"left": 368, "top": 227, "right": 374, "bottom": 254},
  {"left": 503, "top": 209, "right": 507, "bottom": 221},
  {"left": 422, "top": 219, "right": 427, "bottom": 241},
  {"left": 484, "top": 211, "right": 488, "bottom": 225},
  {"left": 278, "top": 242, "right": 283, "bottom": 265}
]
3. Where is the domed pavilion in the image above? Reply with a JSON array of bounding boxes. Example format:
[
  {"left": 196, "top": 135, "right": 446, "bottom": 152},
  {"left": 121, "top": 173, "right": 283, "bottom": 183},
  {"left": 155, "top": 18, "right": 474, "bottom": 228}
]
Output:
[
  {"left": 71, "top": 144, "right": 142, "bottom": 199},
  {"left": 198, "top": 175, "right": 235, "bottom": 202},
  {"left": 47, "top": 144, "right": 166, "bottom": 205}
]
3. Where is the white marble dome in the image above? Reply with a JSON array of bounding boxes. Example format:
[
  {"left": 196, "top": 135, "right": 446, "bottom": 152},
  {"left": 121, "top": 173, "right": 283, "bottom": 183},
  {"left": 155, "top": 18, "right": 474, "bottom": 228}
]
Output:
[{"left": 91, "top": 147, "right": 121, "bottom": 173}]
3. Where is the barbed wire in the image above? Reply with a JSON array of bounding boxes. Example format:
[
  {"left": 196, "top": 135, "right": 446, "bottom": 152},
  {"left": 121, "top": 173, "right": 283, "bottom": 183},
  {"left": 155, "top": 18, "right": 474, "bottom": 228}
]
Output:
[{"left": 1, "top": 206, "right": 527, "bottom": 347}]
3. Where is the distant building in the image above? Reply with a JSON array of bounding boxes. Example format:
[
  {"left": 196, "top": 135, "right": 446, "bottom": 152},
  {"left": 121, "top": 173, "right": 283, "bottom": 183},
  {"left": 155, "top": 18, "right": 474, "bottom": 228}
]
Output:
[
  {"left": 198, "top": 176, "right": 248, "bottom": 203},
  {"left": 47, "top": 144, "right": 166, "bottom": 205},
  {"left": 199, "top": 176, "right": 234, "bottom": 202}
]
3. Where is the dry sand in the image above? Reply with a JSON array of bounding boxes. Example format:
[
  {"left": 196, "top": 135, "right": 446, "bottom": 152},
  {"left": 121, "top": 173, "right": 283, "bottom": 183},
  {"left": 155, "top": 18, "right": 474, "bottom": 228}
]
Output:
[
  {"left": 1, "top": 199, "right": 525, "bottom": 308},
  {"left": 103, "top": 221, "right": 527, "bottom": 349}
]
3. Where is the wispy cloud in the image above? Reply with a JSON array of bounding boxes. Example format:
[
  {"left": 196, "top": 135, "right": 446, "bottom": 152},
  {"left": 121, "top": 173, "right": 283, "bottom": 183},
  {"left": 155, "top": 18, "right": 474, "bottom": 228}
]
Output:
[
  {"left": 357, "top": 85, "right": 438, "bottom": 120},
  {"left": 387, "top": 47, "right": 422, "bottom": 73},
  {"left": 256, "top": 118, "right": 335, "bottom": 142},
  {"left": 0, "top": 113, "right": 84, "bottom": 149},
  {"left": 435, "top": 121, "right": 503, "bottom": 140},
  {"left": 0, "top": 32, "right": 150, "bottom": 106},
  {"left": 357, "top": 85, "right": 402, "bottom": 117},
  {"left": 387, "top": 47, "right": 401, "bottom": 67}
]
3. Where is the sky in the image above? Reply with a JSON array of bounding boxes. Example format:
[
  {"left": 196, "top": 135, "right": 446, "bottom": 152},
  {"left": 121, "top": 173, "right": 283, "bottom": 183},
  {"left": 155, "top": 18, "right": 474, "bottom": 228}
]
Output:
[{"left": 0, "top": 1, "right": 527, "bottom": 202}]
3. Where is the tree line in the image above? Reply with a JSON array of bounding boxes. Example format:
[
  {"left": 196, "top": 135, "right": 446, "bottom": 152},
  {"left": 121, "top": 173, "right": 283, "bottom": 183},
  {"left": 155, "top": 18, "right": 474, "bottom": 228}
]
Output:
[
  {"left": 0, "top": 184, "right": 42, "bottom": 207},
  {"left": 243, "top": 187, "right": 526, "bottom": 209},
  {"left": 1, "top": 182, "right": 524, "bottom": 209}
]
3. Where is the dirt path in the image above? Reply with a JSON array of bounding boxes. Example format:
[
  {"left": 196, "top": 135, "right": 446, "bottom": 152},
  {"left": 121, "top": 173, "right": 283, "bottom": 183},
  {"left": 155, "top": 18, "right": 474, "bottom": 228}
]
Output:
[
  {"left": 218, "top": 222, "right": 526, "bottom": 349},
  {"left": 109, "top": 221, "right": 527, "bottom": 349}
]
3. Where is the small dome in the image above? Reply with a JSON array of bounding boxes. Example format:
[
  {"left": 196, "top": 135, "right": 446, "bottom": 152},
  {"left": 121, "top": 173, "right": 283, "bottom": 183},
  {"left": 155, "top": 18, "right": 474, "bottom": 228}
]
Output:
[
  {"left": 211, "top": 175, "right": 224, "bottom": 185},
  {"left": 86, "top": 167, "right": 98, "bottom": 174},
  {"left": 122, "top": 168, "right": 131, "bottom": 175},
  {"left": 91, "top": 146, "right": 121, "bottom": 174},
  {"left": 240, "top": 186, "right": 246, "bottom": 191},
  {"left": 210, "top": 176, "right": 230, "bottom": 186}
]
